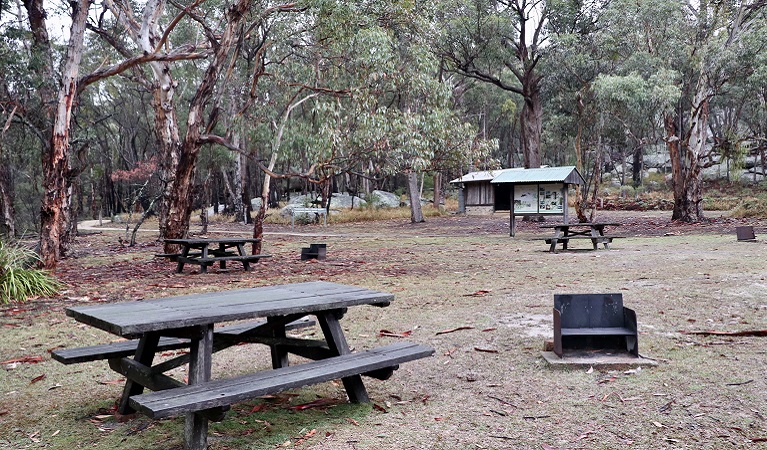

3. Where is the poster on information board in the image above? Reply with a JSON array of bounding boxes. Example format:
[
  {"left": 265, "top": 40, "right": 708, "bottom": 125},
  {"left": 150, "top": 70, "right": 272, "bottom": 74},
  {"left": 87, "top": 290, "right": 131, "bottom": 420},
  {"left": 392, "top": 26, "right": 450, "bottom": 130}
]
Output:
[
  {"left": 513, "top": 185, "right": 538, "bottom": 213},
  {"left": 539, "top": 183, "right": 564, "bottom": 213}
]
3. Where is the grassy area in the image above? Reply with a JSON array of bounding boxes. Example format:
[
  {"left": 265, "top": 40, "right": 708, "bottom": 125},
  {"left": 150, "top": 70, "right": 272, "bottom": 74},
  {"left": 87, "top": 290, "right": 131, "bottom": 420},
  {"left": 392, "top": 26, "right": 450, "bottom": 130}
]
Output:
[{"left": 2, "top": 212, "right": 766, "bottom": 449}]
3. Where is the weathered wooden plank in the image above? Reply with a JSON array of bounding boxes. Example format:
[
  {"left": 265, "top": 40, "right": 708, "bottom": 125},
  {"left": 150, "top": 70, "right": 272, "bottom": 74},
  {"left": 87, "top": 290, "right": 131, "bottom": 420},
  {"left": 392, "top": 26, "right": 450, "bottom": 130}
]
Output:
[
  {"left": 51, "top": 337, "right": 190, "bottom": 364},
  {"left": 541, "top": 235, "right": 621, "bottom": 241},
  {"left": 52, "top": 318, "right": 316, "bottom": 365},
  {"left": 215, "top": 317, "right": 315, "bottom": 336},
  {"left": 129, "top": 342, "right": 434, "bottom": 419},
  {"left": 66, "top": 282, "right": 393, "bottom": 337},
  {"left": 179, "top": 255, "right": 270, "bottom": 264},
  {"left": 560, "top": 327, "right": 637, "bottom": 336},
  {"left": 165, "top": 238, "right": 261, "bottom": 245}
]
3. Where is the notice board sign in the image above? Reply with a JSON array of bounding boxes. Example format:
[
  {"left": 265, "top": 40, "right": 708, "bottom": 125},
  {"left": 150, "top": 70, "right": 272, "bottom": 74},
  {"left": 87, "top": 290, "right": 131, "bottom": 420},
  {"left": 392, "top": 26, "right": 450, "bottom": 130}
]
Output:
[{"left": 513, "top": 183, "right": 564, "bottom": 214}]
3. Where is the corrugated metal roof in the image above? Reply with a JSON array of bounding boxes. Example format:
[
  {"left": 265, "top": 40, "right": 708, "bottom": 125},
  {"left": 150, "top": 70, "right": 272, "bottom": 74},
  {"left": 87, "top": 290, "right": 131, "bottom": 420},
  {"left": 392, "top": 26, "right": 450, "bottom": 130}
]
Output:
[
  {"left": 490, "top": 166, "right": 584, "bottom": 185},
  {"left": 449, "top": 168, "right": 523, "bottom": 184}
]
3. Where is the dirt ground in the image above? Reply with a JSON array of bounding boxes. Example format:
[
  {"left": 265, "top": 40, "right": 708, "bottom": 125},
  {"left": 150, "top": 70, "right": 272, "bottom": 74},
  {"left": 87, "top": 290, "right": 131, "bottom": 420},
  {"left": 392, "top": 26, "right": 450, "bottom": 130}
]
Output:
[{"left": 2, "top": 210, "right": 766, "bottom": 450}]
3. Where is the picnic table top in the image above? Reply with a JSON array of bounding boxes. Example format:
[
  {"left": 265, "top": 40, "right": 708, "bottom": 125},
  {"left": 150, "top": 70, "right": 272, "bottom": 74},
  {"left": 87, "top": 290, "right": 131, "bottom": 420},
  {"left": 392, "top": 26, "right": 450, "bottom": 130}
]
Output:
[
  {"left": 165, "top": 237, "right": 261, "bottom": 245},
  {"left": 539, "top": 222, "right": 621, "bottom": 228},
  {"left": 65, "top": 281, "right": 392, "bottom": 338}
]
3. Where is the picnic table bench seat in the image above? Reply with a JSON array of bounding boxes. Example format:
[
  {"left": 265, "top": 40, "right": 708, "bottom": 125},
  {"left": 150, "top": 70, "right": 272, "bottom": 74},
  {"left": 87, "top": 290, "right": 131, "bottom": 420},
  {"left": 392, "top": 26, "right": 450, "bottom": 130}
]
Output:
[
  {"left": 176, "top": 254, "right": 272, "bottom": 273},
  {"left": 128, "top": 342, "right": 434, "bottom": 420},
  {"left": 553, "top": 293, "right": 638, "bottom": 357},
  {"left": 52, "top": 317, "right": 315, "bottom": 365},
  {"left": 176, "top": 254, "right": 271, "bottom": 265},
  {"left": 541, "top": 235, "right": 622, "bottom": 244},
  {"left": 155, "top": 249, "right": 238, "bottom": 259}
]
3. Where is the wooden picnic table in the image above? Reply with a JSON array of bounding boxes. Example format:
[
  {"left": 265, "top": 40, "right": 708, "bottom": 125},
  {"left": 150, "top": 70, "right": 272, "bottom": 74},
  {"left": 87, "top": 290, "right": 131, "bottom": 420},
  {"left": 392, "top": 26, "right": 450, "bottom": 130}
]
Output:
[
  {"left": 52, "top": 281, "right": 433, "bottom": 450},
  {"left": 163, "top": 237, "right": 270, "bottom": 273},
  {"left": 539, "top": 222, "right": 621, "bottom": 253}
]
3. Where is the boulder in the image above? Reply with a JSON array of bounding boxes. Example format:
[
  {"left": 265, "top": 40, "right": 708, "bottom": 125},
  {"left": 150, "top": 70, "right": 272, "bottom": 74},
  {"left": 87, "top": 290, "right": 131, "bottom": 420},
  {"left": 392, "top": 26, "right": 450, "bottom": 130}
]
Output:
[
  {"left": 370, "top": 190, "right": 401, "bottom": 208},
  {"left": 328, "top": 192, "right": 367, "bottom": 209}
]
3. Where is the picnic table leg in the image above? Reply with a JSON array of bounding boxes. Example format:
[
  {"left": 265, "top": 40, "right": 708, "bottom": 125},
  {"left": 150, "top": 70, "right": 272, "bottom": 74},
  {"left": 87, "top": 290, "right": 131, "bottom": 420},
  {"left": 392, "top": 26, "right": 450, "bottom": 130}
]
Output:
[
  {"left": 316, "top": 310, "right": 369, "bottom": 403},
  {"left": 185, "top": 325, "right": 214, "bottom": 450},
  {"left": 218, "top": 244, "right": 227, "bottom": 270},
  {"left": 176, "top": 245, "right": 190, "bottom": 273},
  {"left": 117, "top": 332, "right": 160, "bottom": 414},
  {"left": 236, "top": 243, "right": 252, "bottom": 271},
  {"left": 590, "top": 230, "right": 599, "bottom": 250},
  {"left": 268, "top": 317, "right": 289, "bottom": 368},
  {"left": 599, "top": 227, "right": 610, "bottom": 249},
  {"left": 200, "top": 244, "right": 209, "bottom": 274},
  {"left": 559, "top": 228, "right": 569, "bottom": 251},
  {"left": 591, "top": 226, "right": 609, "bottom": 249}
]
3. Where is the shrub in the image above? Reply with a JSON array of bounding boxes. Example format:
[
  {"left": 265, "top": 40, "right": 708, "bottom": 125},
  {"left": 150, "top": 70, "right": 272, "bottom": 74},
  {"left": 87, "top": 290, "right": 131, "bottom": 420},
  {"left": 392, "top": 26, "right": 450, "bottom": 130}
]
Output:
[{"left": 0, "top": 241, "right": 62, "bottom": 304}]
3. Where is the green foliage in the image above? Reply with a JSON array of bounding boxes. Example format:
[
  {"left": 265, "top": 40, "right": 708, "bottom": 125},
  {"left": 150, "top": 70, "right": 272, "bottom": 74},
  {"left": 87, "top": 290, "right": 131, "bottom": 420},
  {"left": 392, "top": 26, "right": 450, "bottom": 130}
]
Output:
[{"left": 0, "top": 240, "right": 62, "bottom": 304}]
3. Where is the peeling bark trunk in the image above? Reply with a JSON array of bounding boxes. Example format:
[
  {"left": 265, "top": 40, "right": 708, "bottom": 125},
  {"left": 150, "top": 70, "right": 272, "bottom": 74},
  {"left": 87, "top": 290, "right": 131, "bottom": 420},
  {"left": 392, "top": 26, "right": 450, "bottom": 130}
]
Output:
[
  {"left": 432, "top": 171, "right": 442, "bottom": 209},
  {"left": 253, "top": 152, "right": 277, "bottom": 255},
  {"left": 407, "top": 171, "right": 424, "bottom": 223},
  {"left": 103, "top": 0, "right": 183, "bottom": 241},
  {"left": 142, "top": 0, "right": 182, "bottom": 240},
  {"left": 573, "top": 94, "right": 588, "bottom": 223},
  {"left": 38, "top": 0, "right": 91, "bottom": 269},
  {"left": 520, "top": 83, "right": 542, "bottom": 169},
  {"left": 0, "top": 111, "right": 16, "bottom": 237},
  {"left": 665, "top": 113, "right": 686, "bottom": 219},
  {"left": 678, "top": 76, "right": 709, "bottom": 222},
  {"left": 164, "top": 0, "right": 253, "bottom": 251},
  {"left": 0, "top": 164, "right": 14, "bottom": 238}
]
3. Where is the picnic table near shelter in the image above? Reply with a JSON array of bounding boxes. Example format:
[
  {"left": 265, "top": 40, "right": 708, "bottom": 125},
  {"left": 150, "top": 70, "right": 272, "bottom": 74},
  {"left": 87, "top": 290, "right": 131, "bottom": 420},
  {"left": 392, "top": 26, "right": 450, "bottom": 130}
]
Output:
[
  {"left": 52, "top": 281, "right": 434, "bottom": 450},
  {"left": 160, "top": 237, "right": 271, "bottom": 273},
  {"left": 539, "top": 222, "right": 622, "bottom": 253}
]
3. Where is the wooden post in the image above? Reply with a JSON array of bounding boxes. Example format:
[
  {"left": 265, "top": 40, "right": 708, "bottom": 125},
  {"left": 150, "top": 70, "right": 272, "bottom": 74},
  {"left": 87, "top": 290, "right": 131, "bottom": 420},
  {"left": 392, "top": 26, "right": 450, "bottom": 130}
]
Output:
[
  {"left": 185, "top": 325, "right": 213, "bottom": 450},
  {"left": 509, "top": 186, "right": 516, "bottom": 237},
  {"left": 562, "top": 185, "right": 569, "bottom": 224}
]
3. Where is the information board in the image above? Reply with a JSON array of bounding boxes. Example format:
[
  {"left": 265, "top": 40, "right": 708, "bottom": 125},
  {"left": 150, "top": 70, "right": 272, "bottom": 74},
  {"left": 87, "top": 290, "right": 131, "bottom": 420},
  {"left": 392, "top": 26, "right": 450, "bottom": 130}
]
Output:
[{"left": 513, "top": 183, "right": 564, "bottom": 214}]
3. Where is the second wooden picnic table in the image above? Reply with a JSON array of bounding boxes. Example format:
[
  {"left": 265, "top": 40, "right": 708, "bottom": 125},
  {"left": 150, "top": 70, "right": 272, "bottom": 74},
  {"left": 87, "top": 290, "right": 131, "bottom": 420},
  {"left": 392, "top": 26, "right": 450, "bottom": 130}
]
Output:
[
  {"left": 164, "top": 237, "right": 270, "bottom": 273},
  {"left": 539, "top": 222, "right": 621, "bottom": 253}
]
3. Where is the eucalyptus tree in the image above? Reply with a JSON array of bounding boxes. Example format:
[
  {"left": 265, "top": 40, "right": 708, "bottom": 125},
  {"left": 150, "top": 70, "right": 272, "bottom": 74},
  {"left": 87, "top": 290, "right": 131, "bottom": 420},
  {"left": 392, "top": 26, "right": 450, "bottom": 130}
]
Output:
[
  {"left": 252, "top": 1, "right": 493, "bottom": 224},
  {"left": 342, "top": 31, "right": 488, "bottom": 222},
  {"left": 707, "top": 21, "right": 767, "bottom": 181},
  {"left": 539, "top": 0, "right": 608, "bottom": 221},
  {"left": 592, "top": 70, "right": 680, "bottom": 186},
  {"left": 437, "top": 0, "right": 548, "bottom": 168},
  {"left": 17, "top": 0, "right": 92, "bottom": 268},
  {"left": 666, "top": 0, "right": 767, "bottom": 222},
  {"left": 584, "top": 0, "right": 767, "bottom": 222}
]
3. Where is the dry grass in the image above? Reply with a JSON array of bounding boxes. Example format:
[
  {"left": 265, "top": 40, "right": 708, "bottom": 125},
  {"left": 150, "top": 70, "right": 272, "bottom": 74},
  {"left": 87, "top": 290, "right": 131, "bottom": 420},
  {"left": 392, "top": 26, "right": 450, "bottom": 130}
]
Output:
[{"left": 2, "top": 212, "right": 766, "bottom": 449}]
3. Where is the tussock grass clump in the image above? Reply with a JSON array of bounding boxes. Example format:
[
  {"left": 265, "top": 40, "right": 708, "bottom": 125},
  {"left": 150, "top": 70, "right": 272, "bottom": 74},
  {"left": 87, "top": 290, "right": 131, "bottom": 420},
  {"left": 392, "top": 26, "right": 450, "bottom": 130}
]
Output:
[
  {"left": 729, "top": 196, "right": 767, "bottom": 217},
  {"left": 329, "top": 205, "right": 449, "bottom": 223},
  {"left": 0, "top": 240, "right": 62, "bottom": 304}
]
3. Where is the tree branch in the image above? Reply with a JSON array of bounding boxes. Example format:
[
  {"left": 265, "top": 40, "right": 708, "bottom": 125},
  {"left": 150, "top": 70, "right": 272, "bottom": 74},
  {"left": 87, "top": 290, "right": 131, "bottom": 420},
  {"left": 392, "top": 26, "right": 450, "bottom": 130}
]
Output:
[{"left": 77, "top": 47, "right": 210, "bottom": 92}]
